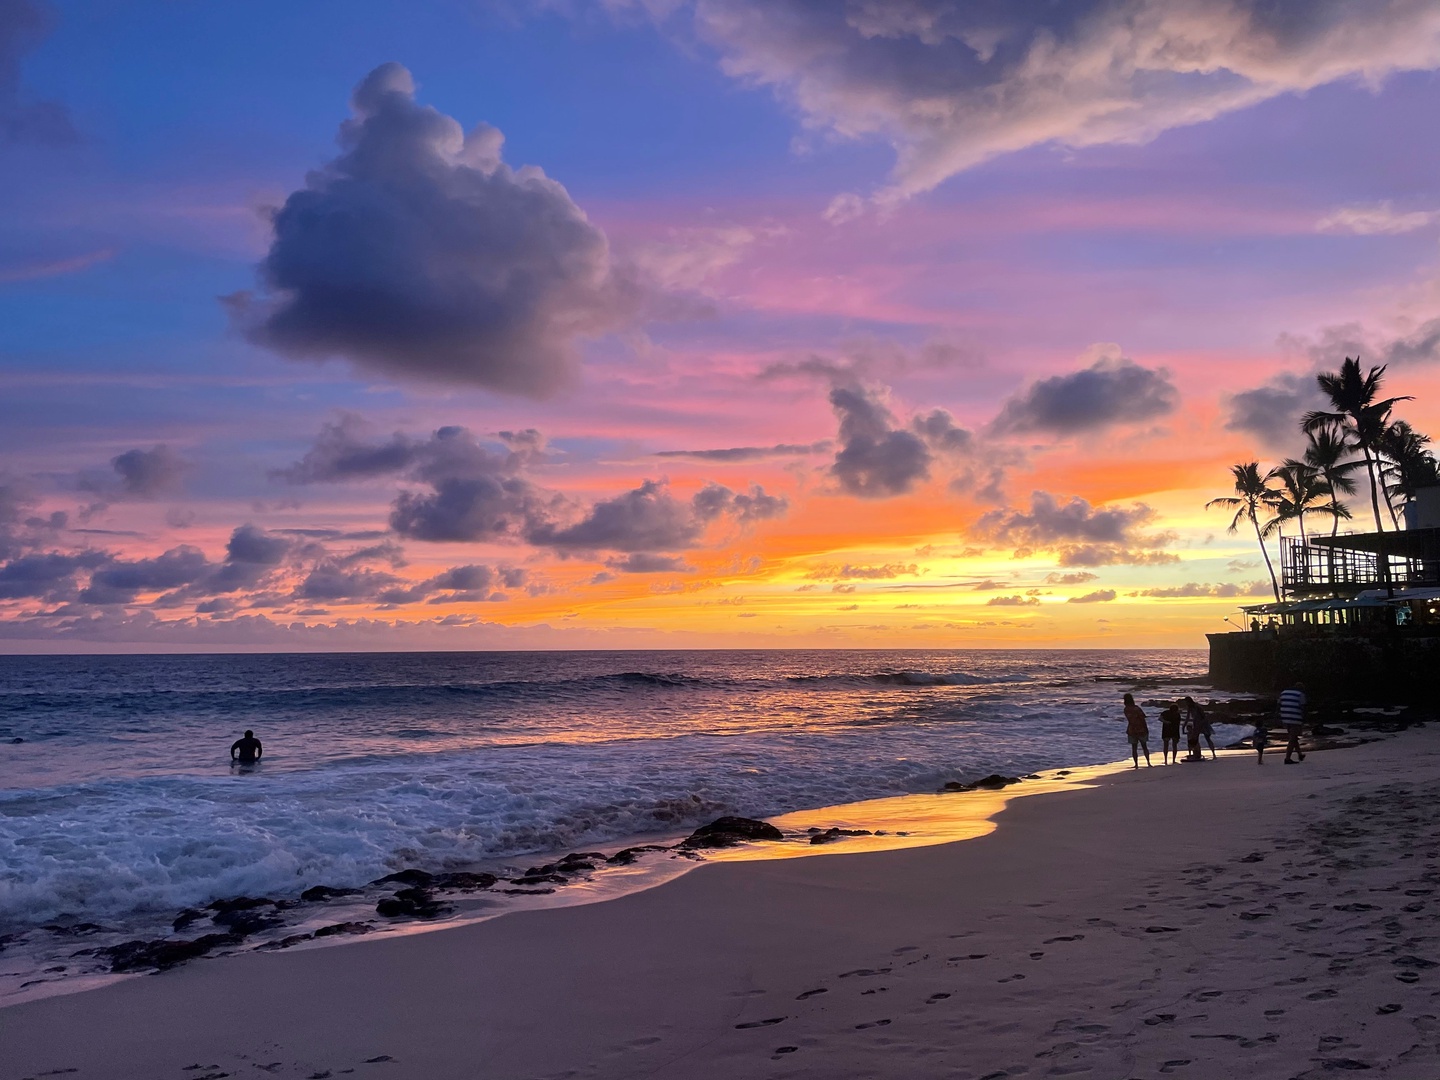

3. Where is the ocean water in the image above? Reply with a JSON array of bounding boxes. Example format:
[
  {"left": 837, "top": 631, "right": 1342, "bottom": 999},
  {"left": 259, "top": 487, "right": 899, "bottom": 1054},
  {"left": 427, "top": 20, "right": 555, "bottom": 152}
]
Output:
[{"left": 0, "top": 649, "right": 1218, "bottom": 945}]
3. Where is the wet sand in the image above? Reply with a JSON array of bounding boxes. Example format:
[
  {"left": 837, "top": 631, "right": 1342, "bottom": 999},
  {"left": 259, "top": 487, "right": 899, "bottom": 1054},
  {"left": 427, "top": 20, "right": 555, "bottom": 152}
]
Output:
[{"left": 6, "top": 727, "right": 1440, "bottom": 1080}]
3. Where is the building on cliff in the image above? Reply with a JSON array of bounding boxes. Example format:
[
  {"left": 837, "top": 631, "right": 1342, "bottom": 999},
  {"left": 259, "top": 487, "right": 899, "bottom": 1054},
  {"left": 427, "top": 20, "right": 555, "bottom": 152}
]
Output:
[{"left": 1207, "top": 483, "right": 1440, "bottom": 696}]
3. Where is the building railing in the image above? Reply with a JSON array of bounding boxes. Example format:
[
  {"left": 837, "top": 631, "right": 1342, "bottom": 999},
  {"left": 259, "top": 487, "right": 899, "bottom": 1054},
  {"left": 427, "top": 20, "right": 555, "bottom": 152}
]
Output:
[{"left": 1280, "top": 535, "right": 1440, "bottom": 593}]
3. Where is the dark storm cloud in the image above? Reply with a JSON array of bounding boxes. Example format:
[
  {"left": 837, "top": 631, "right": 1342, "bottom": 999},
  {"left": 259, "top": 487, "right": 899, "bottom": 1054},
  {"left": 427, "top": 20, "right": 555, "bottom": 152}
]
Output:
[
  {"left": 530, "top": 479, "right": 708, "bottom": 553},
  {"left": 682, "top": 0, "right": 1440, "bottom": 202},
  {"left": 281, "top": 418, "right": 785, "bottom": 554},
  {"left": 229, "top": 63, "right": 635, "bottom": 395},
  {"left": 972, "top": 491, "right": 1178, "bottom": 567},
  {"left": 829, "top": 386, "right": 931, "bottom": 498},
  {"left": 293, "top": 561, "right": 404, "bottom": 603},
  {"left": 0, "top": 0, "right": 76, "bottom": 146},
  {"left": 606, "top": 553, "right": 694, "bottom": 574},
  {"left": 910, "top": 409, "right": 973, "bottom": 453},
  {"left": 272, "top": 414, "right": 422, "bottom": 483},
  {"left": 991, "top": 356, "right": 1177, "bottom": 437},
  {"left": 654, "top": 441, "right": 830, "bottom": 462},
  {"left": 80, "top": 546, "right": 211, "bottom": 605},
  {"left": 1223, "top": 371, "right": 1325, "bottom": 451},
  {"left": 225, "top": 524, "right": 291, "bottom": 567},
  {"left": 0, "top": 550, "right": 106, "bottom": 600}
]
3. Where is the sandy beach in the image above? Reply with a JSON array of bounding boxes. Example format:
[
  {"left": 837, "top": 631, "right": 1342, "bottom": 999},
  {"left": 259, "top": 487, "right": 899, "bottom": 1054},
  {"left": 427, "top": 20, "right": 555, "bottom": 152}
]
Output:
[{"left": 6, "top": 726, "right": 1440, "bottom": 1080}]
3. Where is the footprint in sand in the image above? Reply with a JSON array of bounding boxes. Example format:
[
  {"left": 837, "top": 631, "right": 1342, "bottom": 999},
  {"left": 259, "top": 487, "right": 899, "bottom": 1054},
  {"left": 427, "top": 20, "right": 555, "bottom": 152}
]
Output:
[
  {"left": 1029, "top": 951, "right": 1045, "bottom": 959},
  {"left": 1377, "top": 1004, "right": 1403, "bottom": 1014},
  {"left": 796, "top": 988, "right": 827, "bottom": 1000},
  {"left": 362, "top": 1058, "right": 393, "bottom": 1065},
  {"left": 735, "top": 1017, "right": 787, "bottom": 1029},
  {"left": 854, "top": 1019, "right": 892, "bottom": 1029},
  {"left": 1146, "top": 926, "right": 1181, "bottom": 933},
  {"left": 860, "top": 987, "right": 888, "bottom": 995},
  {"left": 892, "top": 946, "right": 918, "bottom": 954},
  {"left": 1143, "top": 1014, "right": 1177, "bottom": 1026},
  {"left": 773, "top": 1047, "right": 798, "bottom": 1055},
  {"left": 926, "top": 993, "right": 951, "bottom": 1003},
  {"left": 1158, "top": 1060, "right": 1192, "bottom": 1073},
  {"left": 1043, "top": 935, "right": 1084, "bottom": 944},
  {"left": 839, "top": 968, "right": 891, "bottom": 977}
]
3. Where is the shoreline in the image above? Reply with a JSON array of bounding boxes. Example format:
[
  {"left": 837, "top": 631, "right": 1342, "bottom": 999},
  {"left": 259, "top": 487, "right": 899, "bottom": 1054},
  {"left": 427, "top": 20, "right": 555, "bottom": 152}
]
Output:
[
  {"left": 0, "top": 759, "right": 1131, "bottom": 1009},
  {"left": 7, "top": 722, "right": 1439, "bottom": 1079}
]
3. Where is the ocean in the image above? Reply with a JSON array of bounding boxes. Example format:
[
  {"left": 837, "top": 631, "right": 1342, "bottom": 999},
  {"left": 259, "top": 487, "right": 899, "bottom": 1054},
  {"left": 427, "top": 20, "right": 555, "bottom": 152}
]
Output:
[{"left": 0, "top": 648, "right": 1222, "bottom": 998}]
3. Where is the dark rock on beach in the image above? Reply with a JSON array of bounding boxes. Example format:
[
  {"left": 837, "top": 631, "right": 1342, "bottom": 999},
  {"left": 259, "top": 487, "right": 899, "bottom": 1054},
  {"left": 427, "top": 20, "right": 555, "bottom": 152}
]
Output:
[
  {"left": 508, "top": 873, "right": 568, "bottom": 886},
  {"left": 376, "top": 888, "right": 449, "bottom": 919},
  {"left": 372, "top": 869, "right": 435, "bottom": 888},
  {"left": 210, "top": 908, "right": 283, "bottom": 936},
  {"left": 300, "top": 885, "right": 361, "bottom": 902},
  {"left": 944, "top": 774, "right": 1022, "bottom": 793},
  {"left": 432, "top": 871, "right": 497, "bottom": 891},
  {"left": 313, "top": 921, "right": 373, "bottom": 938},
  {"left": 681, "top": 816, "right": 784, "bottom": 848},
  {"left": 607, "top": 845, "right": 670, "bottom": 865},
  {"left": 101, "top": 933, "right": 243, "bottom": 972},
  {"left": 173, "top": 908, "right": 207, "bottom": 932},
  {"left": 207, "top": 896, "right": 278, "bottom": 913},
  {"left": 42, "top": 921, "right": 104, "bottom": 937}
]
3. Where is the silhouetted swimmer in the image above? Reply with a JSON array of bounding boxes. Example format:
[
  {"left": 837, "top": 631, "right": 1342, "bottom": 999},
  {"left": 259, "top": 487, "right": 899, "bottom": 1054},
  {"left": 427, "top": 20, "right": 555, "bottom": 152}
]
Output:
[{"left": 230, "top": 729, "right": 262, "bottom": 766}]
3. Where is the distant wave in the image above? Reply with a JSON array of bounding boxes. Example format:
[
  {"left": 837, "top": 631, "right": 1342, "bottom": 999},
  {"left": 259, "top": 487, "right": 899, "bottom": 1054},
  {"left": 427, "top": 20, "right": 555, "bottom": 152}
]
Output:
[{"left": 787, "top": 671, "right": 1035, "bottom": 688}]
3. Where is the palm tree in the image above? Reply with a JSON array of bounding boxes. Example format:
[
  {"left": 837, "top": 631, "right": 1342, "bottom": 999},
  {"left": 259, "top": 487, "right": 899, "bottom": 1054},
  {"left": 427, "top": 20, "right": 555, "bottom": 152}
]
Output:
[
  {"left": 1302, "top": 358, "right": 1412, "bottom": 534},
  {"left": 1262, "top": 461, "right": 1349, "bottom": 545},
  {"left": 1302, "top": 425, "right": 1360, "bottom": 537},
  {"left": 1377, "top": 419, "right": 1440, "bottom": 525},
  {"left": 1208, "top": 462, "right": 1283, "bottom": 601}
]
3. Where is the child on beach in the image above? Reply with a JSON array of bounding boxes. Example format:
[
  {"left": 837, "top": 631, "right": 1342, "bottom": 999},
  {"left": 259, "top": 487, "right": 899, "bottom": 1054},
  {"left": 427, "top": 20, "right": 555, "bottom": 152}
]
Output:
[
  {"left": 1159, "top": 703, "right": 1182, "bottom": 765},
  {"left": 1253, "top": 720, "right": 1269, "bottom": 765},
  {"left": 1120, "top": 693, "right": 1152, "bottom": 768}
]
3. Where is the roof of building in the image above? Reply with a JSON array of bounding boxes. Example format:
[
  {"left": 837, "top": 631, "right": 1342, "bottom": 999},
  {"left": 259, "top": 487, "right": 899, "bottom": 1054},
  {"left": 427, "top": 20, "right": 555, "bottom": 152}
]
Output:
[{"left": 1308, "top": 526, "right": 1440, "bottom": 558}]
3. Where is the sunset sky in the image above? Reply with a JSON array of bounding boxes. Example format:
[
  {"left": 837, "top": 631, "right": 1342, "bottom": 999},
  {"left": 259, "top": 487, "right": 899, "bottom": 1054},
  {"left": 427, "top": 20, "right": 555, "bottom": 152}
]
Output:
[{"left": 3, "top": 0, "right": 1440, "bottom": 651}]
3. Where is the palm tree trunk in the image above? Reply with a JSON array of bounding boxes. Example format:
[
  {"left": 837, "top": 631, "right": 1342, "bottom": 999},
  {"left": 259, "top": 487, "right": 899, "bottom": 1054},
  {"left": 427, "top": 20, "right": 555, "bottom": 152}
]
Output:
[
  {"left": 1360, "top": 446, "right": 1394, "bottom": 592},
  {"left": 1362, "top": 447, "right": 1386, "bottom": 534},
  {"left": 1253, "top": 513, "right": 1280, "bottom": 602}
]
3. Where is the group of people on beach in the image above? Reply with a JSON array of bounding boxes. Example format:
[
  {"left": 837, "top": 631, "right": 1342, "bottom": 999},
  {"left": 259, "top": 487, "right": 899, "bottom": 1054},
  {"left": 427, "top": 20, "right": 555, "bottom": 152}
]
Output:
[{"left": 1119, "top": 683, "right": 1308, "bottom": 768}]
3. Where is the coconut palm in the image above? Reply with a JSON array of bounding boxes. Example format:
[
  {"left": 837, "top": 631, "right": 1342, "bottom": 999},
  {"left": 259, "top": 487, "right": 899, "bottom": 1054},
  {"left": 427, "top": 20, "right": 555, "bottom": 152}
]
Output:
[
  {"left": 1378, "top": 420, "right": 1440, "bottom": 523},
  {"left": 1208, "top": 462, "right": 1283, "bottom": 601},
  {"left": 1262, "top": 461, "right": 1350, "bottom": 545},
  {"left": 1302, "top": 358, "right": 1412, "bottom": 534},
  {"left": 1302, "top": 425, "right": 1361, "bottom": 537}
]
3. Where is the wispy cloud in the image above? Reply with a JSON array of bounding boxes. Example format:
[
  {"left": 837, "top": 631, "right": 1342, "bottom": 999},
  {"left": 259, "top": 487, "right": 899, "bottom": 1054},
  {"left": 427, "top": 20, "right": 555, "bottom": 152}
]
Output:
[{"left": 1316, "top": 202, "right": 1440, "bottom": 235}]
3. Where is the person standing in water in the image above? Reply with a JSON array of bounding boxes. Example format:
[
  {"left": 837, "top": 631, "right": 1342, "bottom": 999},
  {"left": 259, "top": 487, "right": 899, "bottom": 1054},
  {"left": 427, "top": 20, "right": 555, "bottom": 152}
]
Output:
[
  {"left": 230, "top": 729, "right": 263, "bottom": 765},
  {"left": 1120, "top": 693, "right": 1151, "bottom": 768}
]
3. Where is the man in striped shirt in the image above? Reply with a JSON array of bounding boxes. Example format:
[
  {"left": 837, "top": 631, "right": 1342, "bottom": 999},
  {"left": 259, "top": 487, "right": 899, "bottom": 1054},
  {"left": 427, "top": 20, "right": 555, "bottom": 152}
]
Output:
[{"left": 1279, "top": 682, "right": 1307, "bottom": 764}]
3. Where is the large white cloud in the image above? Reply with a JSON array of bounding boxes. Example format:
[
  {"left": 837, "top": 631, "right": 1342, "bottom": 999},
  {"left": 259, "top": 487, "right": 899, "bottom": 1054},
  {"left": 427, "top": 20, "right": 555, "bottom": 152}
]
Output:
[
  {"left": 684, "top": 0, "right": 1440, "bottom": 202},
  {"left": 229, "top": 63, "right": 635, "bottom": 395}
]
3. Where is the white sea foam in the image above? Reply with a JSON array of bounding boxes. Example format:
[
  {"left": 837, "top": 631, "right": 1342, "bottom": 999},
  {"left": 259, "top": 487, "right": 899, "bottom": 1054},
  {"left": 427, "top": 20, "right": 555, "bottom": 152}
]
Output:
[{"left": 0, "top": 650, "right": 1216, "bottom": 935}]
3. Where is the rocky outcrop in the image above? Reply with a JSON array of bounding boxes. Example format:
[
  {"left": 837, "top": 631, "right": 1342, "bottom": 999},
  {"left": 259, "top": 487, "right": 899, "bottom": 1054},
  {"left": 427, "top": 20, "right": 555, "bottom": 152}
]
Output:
[
  {"left": 680, "top": 816, "right": 784, "bottom": 849},
  {"left": 101, "top": 933, "right": 243, "bottom": 972},
  {"left": 943, "top": 774, "right": 1022, "bottom": 793}
]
